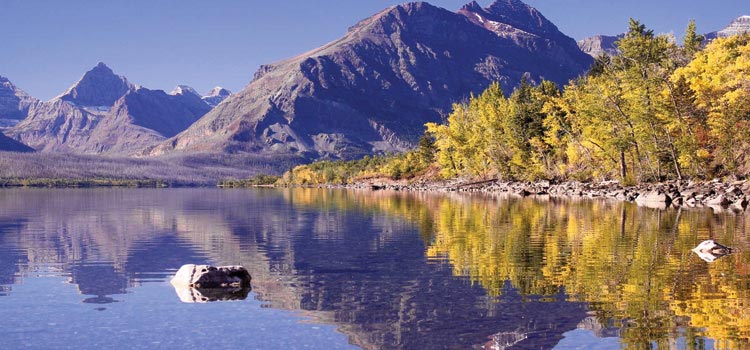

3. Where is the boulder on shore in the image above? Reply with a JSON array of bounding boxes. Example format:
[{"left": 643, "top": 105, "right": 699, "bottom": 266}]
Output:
[{"left": 635, "top": 190, "right": 671, "bottom": 207}]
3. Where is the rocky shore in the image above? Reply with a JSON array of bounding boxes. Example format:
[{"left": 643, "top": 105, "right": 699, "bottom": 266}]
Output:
[{"left": 342, "top": 178, "right": 750, "bottom": 212}]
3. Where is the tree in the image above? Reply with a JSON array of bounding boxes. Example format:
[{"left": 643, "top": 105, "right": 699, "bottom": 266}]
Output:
[
  {"left": 683, "top": 19, "right": 704, "bottom": 57},
  {"left": 673, "top": 34, "right": 750, "bottom": 176}
]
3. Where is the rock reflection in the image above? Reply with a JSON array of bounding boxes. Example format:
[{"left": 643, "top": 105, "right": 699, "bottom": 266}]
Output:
[{"left": 172, "top": 285, "right": 251, "bottom": 303}]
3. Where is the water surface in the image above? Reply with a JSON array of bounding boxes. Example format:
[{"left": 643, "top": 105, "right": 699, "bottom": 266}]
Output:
[{"left": 0, "top": 188, "right": 748, "bottom": 349}]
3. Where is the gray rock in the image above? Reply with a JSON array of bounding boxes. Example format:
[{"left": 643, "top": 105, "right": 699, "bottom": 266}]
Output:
[
  {"left": 635, "top": 190, "right": 671, "bottom": 205},
  {"left": 730, "top": 197, "right": 748, "bottom": 212},
  {"left": 706, "top": 194, "right": 730, "bottom": 206}
]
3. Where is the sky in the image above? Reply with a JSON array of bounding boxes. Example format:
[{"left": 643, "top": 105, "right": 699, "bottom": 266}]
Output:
[{"left": 2, "top": 0, "right": 749, "bottom": 100}]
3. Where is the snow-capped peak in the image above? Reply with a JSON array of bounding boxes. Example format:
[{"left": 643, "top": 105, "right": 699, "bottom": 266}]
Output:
[
  {"left": 206, "top": 86, "right": 231, "bottom": 97},
  {"left": 202, "top": 86, "right": 232, "bottom": 107},
  {"left": 170, "top": 85, "right": 200, "bottom": 97}
]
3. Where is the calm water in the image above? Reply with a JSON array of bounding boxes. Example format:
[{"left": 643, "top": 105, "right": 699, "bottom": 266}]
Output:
[{"left": 0, "top": 188, "right": 748, "bottom": 350}]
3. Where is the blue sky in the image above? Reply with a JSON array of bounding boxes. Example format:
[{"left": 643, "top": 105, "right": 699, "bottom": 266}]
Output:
[{"left": 2, "top": 0, "right": 748, "bottom": 100}]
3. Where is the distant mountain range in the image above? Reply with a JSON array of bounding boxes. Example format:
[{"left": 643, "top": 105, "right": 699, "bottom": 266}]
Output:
[
  {"left": 0, "top": 0, "right": 747, "bottom": 160},
  {"left": 577, "top": 15, "right": 750, "bottom": 58},
  {"left": 2, "top": 63, "right": 229, "bottom": 154},
  {"left": 577, "top": 34, "right": 624, "bottom": 58}
]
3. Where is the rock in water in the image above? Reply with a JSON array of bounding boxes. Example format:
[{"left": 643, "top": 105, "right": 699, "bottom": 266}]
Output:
[
  {"left": 692, "top": 240, "right": 733, "bottom": 262},
  {"left": 171, "top": 264, "right": 251, "bottom": 288}
]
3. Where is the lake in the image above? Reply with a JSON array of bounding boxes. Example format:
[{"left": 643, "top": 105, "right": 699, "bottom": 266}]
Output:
[{"left": 0, "top": 188, "right": 748, "bottom": 350}]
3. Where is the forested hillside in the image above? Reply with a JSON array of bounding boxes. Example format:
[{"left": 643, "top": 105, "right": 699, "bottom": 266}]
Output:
[{"left": 283, "top": 21, "right": 750, "bottom": 185}]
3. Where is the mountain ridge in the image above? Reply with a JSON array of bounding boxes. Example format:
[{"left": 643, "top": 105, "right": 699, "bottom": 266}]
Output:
[
  {"left": 148, "top": 0, "right": 593, "bottom": 159},
  {"left": 7, "top": 63, "right": 210, "bottom": 155},
  {"left": 0, "top": 76, "right": 39, "bottom": 126}
]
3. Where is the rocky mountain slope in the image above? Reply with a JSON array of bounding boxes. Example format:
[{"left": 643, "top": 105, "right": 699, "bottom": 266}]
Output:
[
  {"left": 706, "top": 15, "right": 750, "bottom": 40},
  {"left": 149, "top": 0, "right": 593, "bottom": 159},
  {"left": 7, "top": 63, "right": 211, "bottom": 155},
  {"left": 0, "top": 76, "right": 39, "bottom": 128},
  {"left": 577, "top": 34, "right": 623, "bottom": 58}
]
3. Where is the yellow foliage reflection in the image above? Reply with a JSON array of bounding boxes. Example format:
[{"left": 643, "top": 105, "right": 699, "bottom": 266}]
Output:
[{"left": 290, "top": 190, "right": 750, "bottom": 348}]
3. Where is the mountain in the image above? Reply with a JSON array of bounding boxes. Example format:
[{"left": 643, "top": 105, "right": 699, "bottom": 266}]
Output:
[
  {"left": 0, "top": 76, "right": 38, "bottom": 127},
  {"left": 7, "top": 63, "right": 210, "bottom": 154},
  {"left": 57, "top": 62, "right": 134, "bottom": 107},
  {"left": 149, "top": 0, "right": 593, "bottom": 159},
  {"left": 706, "top": 15, "right": 750, "bottom": 40},
  {"left": 170, "top": 85, "right": 201, "bottom": 98},
  {"left": 0, "top": 131, "right": 33, "bottom": 152},
  {"left": 578, "top": 34, "right": 623, "bottom": 58},
  {"left": 202, "top": 87, "right": 231, "bottom": 107}
]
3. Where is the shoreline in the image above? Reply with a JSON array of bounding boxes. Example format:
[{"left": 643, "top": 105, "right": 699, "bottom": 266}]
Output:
[
  {"left": 3, "top": 176, "right": 749, "bottom": 214},
  {"left": 331, "top": 178, "right": 750, "bottom": 212}
]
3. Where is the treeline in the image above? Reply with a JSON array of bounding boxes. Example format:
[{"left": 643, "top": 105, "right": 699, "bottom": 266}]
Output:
[
  {"left": 282, "top": 20, "right": 750, "bottom": 185},
  {"left": 280, "top": 142, "right": 435, "bottom": 185}
]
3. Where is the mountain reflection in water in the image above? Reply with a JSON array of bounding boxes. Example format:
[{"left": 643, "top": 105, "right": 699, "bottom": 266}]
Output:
[{"left": 0, "top": 188, "right": 749, "bottom": 349}]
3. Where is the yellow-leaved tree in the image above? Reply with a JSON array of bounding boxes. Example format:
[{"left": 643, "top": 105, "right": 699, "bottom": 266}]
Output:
[{"left": 673, "top": 34, "right": 750, "bottom": 175}]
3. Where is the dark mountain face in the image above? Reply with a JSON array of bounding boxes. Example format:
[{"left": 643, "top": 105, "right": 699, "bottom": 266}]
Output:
[
  {"left": 58, "top": 62, "right": 134, "bottom": 107},
  {"left": 150, "top": 0, "right": 592, "bottom": 159},
  {"left": 0, "top": 76, "right": 38, "bottom": 122},
  {"left": 0, "top": 131, "right": 33, "bottom": 153},
  {"left": 8, "top": 64, "right": 210, "bottom": 155}
]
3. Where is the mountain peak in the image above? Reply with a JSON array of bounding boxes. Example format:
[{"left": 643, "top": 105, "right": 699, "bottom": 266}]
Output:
[
  {"left": 57, "top": 63, "right": 133, "bottom": 106},
  {"left": 202, "top": 86, "right": 232, "bottom": 107},
  {"left": 206, "top": 87, "right": 231, "bottom": 97},
  {"left": 0, "top": 75, "right": 38, "bottom": 120},
  {"left": 706, "top": 15, "right": 750, "bottom": 40},
  {"left": 460, "top": 1, "right": 482, "bottom": 12},
  {"left": 94, "top": 61, "right": 111, "bottom": 70},
  {"left": 170, "top": 85, "right": 200, "bottom": 97},
  {"left": 459, "top": 0, "right": 559, "bottom": 37}
]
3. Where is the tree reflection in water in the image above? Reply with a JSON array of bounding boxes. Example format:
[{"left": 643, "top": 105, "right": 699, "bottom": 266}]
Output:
[{"left": 0, "top": 188, "right": 748, "bottom": 349}]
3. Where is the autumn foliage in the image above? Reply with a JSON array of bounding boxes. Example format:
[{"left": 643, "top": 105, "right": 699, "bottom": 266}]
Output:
[{"left": 283, "top": 21, "right": 750, "bottom": 185}]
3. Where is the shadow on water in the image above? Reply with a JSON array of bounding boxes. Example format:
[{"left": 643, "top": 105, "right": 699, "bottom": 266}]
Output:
[{"left": 0, "top": 188, "right": 749, "bottom": 349}]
